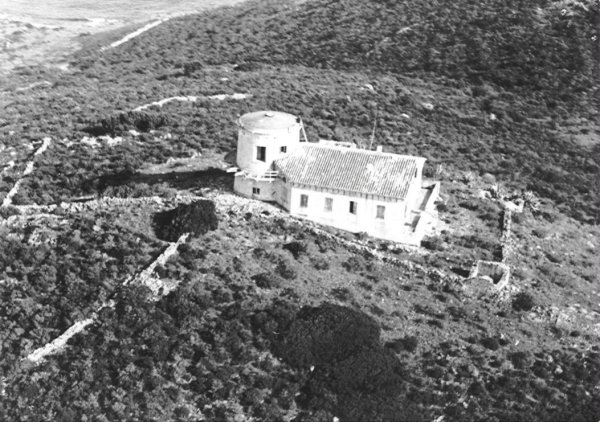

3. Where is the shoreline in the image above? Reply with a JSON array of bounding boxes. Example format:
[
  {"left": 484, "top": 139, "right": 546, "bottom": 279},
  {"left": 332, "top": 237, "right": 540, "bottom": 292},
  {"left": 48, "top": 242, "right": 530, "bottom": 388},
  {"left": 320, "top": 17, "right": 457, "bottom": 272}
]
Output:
[{"left": 0, "top": 0, "right": 249, "bottom": 77}]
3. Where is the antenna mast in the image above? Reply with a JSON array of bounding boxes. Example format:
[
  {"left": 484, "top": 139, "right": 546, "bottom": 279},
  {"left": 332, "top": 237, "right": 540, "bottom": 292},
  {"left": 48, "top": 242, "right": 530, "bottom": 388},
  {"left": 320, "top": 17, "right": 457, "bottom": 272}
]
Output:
[{"left": 368, "top": 110, "right": 378, "bottom": 150}]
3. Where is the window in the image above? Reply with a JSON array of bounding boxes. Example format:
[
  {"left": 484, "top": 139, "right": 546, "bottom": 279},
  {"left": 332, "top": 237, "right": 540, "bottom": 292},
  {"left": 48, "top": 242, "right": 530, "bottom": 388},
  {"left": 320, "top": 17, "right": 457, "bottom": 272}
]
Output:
[
  {"left": 324, "top": 197, "right": 333, "bottom": 212},
  {"left": 256, "top": 146, "right": 266, "bottom": 162},
  {"left": 376, "top": 205, "right": 385, "bottom": 219},
  {"left": 300, "top": 194, "right": 308, "bottom": 208},
  {"left": 349, "top": 201, "right": 357, "bottom": 215},
  {"left": 280, "top": 146, "right": 287, "bottom": 153},
  {"left": 252, "top": 187, "right": 260, "bottom": 195}
]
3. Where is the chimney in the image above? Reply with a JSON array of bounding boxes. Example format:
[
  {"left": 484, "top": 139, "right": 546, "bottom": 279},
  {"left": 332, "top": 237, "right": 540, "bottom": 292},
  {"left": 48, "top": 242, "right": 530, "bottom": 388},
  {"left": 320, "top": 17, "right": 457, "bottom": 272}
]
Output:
[{"left": 376, "top": 145, "right": 383, "bottom": 153}]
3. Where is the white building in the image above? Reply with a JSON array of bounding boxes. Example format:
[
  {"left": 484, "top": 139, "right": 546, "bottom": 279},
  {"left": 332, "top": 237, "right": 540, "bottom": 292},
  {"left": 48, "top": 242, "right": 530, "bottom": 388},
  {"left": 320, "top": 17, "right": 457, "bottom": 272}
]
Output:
[{"left": 233, "top": 111, "right": 438, "bottom": 244}]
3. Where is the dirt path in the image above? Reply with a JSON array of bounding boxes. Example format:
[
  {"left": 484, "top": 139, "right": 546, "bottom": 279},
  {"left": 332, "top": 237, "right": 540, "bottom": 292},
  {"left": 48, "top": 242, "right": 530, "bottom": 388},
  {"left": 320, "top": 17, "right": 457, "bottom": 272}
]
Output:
[
  {"left": 133, "top": 93, "right": 250, "bottom": 112},
  {"left": 1, "top": 137, "right": 51, "bottom": 207},
  {"left": 100, "top": 19, "right": 168, "bottom": 51}
]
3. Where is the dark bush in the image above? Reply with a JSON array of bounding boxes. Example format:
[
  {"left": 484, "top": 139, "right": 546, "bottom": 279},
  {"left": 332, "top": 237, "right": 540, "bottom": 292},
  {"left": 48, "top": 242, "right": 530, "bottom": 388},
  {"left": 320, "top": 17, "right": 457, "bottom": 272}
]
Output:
[
  {"left": 282, "top": 241, "right": 307, "bottom": 259},
  {"left": 508, "top": 351, "right": 531, "bottom": 369},
  {"left": 330, "top": 287, "right": 353, "bottom": 302},
  {"left": 512, "top": 292, "right": 536, "bottom": 311},
  {"left": 252, "top": 272, "right": 283, "bottom": 289},
  {"left": 182, "top": 61, "right": 203, "bottom": 76},
  {"left": 85, "top": 110, "right": 171, "bottom": 136},
  {"left": 0, "top": 205, "right": 20, "bottom": 219},
  {"left": 421, "top": 236, "right": 445, "bottom": 251},
  {"left": 386, "top": 335, "right": 418, "bottom": 353},
  {"left": 275, "top": 257, "right": 297, "bottom": 280},
  {"left": 342, "top": 255, "right": 366, "bottom": 272},
  {"left": 481, "top": 336, "right": 501, "bottom": 351},
  {"left": 310, "top": 255, "right": 330, "bottom": 270},
  {"left": 153, "top": 200, "right": 218, "bottom": 242}
]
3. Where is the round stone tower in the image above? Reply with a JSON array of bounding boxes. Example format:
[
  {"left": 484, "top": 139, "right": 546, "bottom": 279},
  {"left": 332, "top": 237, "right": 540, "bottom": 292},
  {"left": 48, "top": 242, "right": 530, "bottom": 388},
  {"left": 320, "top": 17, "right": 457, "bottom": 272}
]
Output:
[{"left": 236, "top": 110, "right": 302, "bottom": 175}]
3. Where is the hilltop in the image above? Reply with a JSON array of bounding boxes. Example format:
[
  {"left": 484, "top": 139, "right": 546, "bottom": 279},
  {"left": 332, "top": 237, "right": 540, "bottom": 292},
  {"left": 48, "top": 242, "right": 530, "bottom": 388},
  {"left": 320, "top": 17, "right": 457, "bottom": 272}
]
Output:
[{"left": 0, "top": 0, "right": 599, "bottom": 421}]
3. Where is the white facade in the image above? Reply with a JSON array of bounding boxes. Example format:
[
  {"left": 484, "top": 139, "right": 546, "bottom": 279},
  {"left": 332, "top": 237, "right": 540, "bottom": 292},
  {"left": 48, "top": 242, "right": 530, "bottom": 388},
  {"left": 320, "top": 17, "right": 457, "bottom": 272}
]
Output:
[
  {"left": 234, "top": 110, "right": 304, "bottom": 200},
  {"left": 235, "top": 111, "right": 303, "bottom": 176},
  {"left": 284, "top": 185, "right": 408, "bottom": 240},
  {"left": 232, "top": 110, "right": 434, "bottom": 244}
]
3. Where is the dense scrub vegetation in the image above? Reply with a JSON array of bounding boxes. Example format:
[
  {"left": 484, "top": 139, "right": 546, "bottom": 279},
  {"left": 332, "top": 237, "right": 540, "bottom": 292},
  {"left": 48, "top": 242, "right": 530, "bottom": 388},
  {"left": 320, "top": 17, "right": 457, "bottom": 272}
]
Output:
[
  {"left": 100, "top": 0, "right": 598, "bottom": 104},
  {"left": 0, "top": 215, "right": 163, "bottom": 372},
  {"left": 0, "top": 191, "right": 598, "bottom": 420},
  {"left": 1, "top": 0, "right": 599, "bottom": 420},
  {"left": 4, "top": 0, "right": 593, "bottom": 219}
]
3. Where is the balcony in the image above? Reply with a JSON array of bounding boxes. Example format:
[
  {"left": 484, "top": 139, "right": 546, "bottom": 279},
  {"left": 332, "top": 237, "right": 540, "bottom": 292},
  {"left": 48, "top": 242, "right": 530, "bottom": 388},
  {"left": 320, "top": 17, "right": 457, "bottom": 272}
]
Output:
[{"left": 236, "top": 170, "right": 279, "bottom": 181}]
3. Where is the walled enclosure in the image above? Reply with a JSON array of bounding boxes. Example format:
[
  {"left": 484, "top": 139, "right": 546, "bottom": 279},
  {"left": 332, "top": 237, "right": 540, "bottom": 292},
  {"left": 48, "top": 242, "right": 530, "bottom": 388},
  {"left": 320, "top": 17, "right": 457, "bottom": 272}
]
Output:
[{"left": 468, "top": 260, "right": 511, "bottom": 291}]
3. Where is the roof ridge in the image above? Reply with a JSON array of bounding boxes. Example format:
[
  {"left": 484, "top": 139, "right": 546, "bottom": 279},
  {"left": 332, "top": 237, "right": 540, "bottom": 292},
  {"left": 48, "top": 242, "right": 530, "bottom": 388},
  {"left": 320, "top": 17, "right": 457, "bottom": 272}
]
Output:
[
  {"left": 300, "top": 142, "right": 424, "bottom": 161},
  {"left": 274, "top": 143, "right": 424, "bottom": 200}
]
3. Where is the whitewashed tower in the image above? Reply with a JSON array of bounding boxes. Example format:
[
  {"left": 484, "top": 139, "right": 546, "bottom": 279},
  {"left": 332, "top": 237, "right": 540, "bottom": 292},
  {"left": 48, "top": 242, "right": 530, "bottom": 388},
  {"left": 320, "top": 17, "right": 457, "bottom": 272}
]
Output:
[{"left": 234, "top": 111, "right": 304, "bottom": 200}]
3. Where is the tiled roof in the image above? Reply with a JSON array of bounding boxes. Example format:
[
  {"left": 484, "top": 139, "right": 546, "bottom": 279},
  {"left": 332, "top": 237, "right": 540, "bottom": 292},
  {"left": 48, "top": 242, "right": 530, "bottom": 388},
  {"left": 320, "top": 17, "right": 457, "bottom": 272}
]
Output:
[{"left": 274, "top": 144, "right": 424, "bottom": 199}]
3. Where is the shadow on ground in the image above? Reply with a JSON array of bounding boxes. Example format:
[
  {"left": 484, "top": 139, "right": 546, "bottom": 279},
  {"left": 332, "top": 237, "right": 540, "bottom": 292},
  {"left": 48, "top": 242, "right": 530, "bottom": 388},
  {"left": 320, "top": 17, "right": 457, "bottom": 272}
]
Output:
[
  {"left": 252, "top": 302, "right": 428, "bottom": 422},
  {"left": 95, "top": 168, "right": 233, "bottom": 193}
]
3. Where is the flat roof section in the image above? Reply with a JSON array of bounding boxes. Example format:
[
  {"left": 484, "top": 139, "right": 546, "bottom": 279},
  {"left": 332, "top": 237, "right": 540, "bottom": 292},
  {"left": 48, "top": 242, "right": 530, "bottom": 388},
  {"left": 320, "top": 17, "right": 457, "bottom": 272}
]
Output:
[{"left": 238, "top": 110, "right": 299, "bottom": 132}]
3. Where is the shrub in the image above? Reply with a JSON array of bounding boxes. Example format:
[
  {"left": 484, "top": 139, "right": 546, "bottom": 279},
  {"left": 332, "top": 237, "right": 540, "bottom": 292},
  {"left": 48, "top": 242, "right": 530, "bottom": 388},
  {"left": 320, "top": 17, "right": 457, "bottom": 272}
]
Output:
[
  {"left": 342, "top": 255, "right": 366, "bottom": 272},
  {"left": 0, "top": 205, "right": 20, "bottom": 219},
  {"left": 421, "top": 236, "right": 445, "bottom": 251},
  {"left": 512, "top": 292, "right": 535, "bottom": 311},
  {"left": 282, "top": 241, "right": 307, "bottom": 259},
  {"left": 480, "top": 336, "right": 501, "bottom": 351},
  {"left": 508, "top": 351, "right": 531, "bottom": 369},
  {"left": 85, "top": 110, "right": 171, "bottom": 136},
  {"left": 310, "top": 255, "right": 330, "bottom": 270},
  {"left": 386, "top": 335, "right": 418, "bottom": 353},
  {"left": 275, "top": 257, "right": 297, "bottom": 280},
  {"left": 153, "top": 200, "right": 218, "bottom": 242},
  {"left": 182, "top": 61, "right": 203, "bottom": 76},
  {"left": 330, "top": 287, "right": 353, "bottom": 302},
  {"left": 252, "top": 272, "right": 282, "bottom": 289}
]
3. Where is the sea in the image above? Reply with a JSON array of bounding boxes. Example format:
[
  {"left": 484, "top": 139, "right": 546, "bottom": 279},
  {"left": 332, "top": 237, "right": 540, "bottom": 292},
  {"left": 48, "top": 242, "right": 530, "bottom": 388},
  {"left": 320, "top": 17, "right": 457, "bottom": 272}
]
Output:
[{"left": 0, "top": 0, "right": 246, "bottom": 74}]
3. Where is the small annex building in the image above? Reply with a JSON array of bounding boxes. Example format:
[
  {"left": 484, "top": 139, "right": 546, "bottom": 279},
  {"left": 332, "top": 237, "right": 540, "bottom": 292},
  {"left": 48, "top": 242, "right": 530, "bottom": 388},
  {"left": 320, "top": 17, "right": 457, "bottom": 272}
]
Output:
[{"left": 233, "top": 111, "right": 439, "bottom": 244}]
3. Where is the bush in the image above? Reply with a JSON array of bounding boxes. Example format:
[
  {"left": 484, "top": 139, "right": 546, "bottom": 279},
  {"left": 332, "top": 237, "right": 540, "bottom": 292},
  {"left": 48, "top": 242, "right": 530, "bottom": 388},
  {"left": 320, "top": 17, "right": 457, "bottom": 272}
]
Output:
[
  {"left": 153, "top": 200, "right": 218, "bottom": 242},
  {"left": 310, "top": 255, "right": 330, "bottom": 270},
  {"left": 282, "top": 241, "right": 307, "bottom": 259},
  {"left": 436, "top": 203, "right": 448, "bottom": 212},
  {"left": 252, "top": 272, "right": 283, "bottom": 289},
  {"left": 275, "top": 257, "right": 297, "bottom": 280},
  {"left": 508, "top": 351, "right": 531, "bottom": 369},
  {"left": 480, "top": 336, "right": 501, "bottom": 351},
  {"left": 0, "top": 205, "right": 21, "bottom": 219},
  {"left": 342, "top": 255, "right": 366, "bottom": 272},
  {"left": 330, "top": 287, "right": 353, "bottom": 302},
  {"left": 421, "top": 236, "right": 445, "bottom": 251},
  {"left": 182, "top": 61, "right": 203, "bottom": 76},
  {"left": 386, "top": 335, "right": 418, "bottom": 353},
  {"left": 85, "top": 110, "right": 172, "bottom": 136},
  {"left": 512, "top": 292, "right": 535, "bottom": 312}
]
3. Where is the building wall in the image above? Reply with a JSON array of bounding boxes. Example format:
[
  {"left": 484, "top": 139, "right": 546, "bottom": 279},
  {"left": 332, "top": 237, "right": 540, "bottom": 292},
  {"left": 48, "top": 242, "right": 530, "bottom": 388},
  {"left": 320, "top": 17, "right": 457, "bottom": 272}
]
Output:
[
  {"left": 234, "top": 174, "right": 278, "bottom": 202},
  {"left": 284, "top": 184, "right": 408, "bottom": 241},
  {"left": 236, "top": 126, "right": 301, "bottom": 176}
]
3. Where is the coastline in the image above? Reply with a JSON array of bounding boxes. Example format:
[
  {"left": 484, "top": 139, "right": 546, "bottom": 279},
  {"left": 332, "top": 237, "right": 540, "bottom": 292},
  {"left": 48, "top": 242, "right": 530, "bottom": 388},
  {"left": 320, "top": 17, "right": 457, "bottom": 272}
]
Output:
[{"left": 0, "top": 0, "right": 249, "bottom": 76}]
